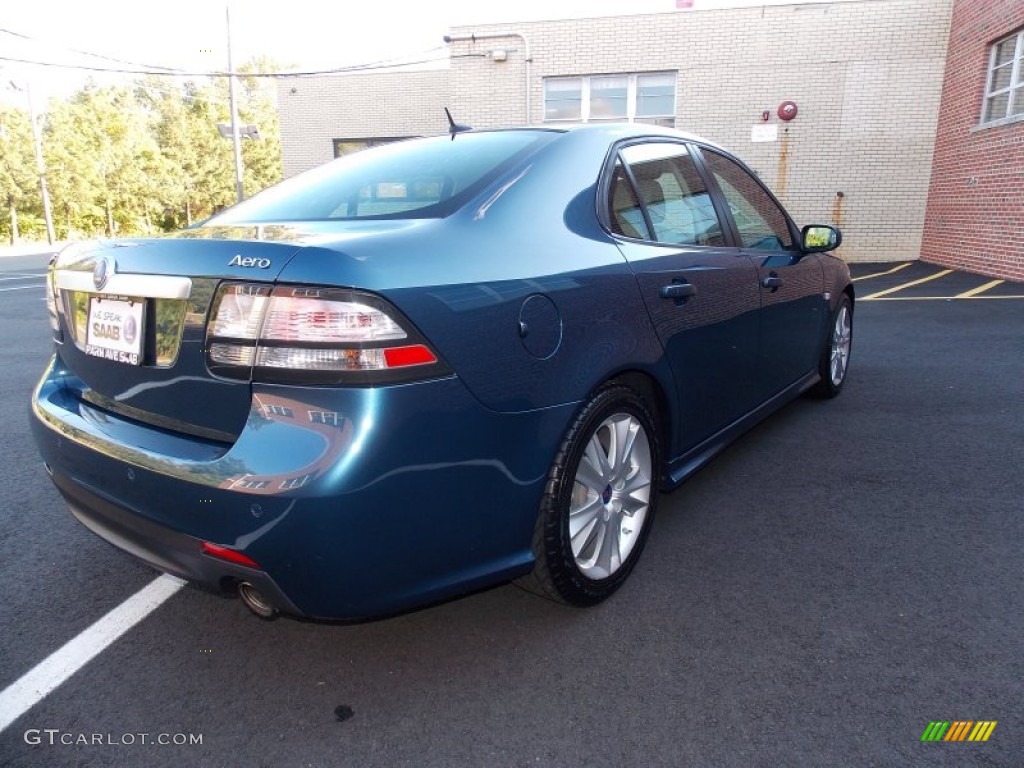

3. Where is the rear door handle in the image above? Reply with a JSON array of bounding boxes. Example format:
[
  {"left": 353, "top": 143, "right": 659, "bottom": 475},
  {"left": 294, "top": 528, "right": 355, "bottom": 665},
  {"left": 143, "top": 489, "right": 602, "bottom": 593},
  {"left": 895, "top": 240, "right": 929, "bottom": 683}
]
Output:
[
  {"left": 761, "top": 275, "right": 784, "bottom": 289},
  {"left": 660, "top": 282, "right": 697, "bottom": 300}
]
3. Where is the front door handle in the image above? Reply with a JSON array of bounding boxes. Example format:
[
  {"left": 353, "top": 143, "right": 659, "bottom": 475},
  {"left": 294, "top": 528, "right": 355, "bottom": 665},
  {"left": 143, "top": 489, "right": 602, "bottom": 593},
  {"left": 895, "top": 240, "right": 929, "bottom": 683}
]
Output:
[
  {"left": 660, "top": 282, "right": 697, "bottom": 300},
  {"left": 761, "top": 275, "right": 784, "bottom": 289}
]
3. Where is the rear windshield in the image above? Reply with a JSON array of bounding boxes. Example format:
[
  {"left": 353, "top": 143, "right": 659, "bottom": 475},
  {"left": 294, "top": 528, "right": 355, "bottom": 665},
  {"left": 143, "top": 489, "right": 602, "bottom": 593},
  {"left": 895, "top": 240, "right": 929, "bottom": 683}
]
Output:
[{"left": 209, "top": 130, "right": 557, "bottom": 223}]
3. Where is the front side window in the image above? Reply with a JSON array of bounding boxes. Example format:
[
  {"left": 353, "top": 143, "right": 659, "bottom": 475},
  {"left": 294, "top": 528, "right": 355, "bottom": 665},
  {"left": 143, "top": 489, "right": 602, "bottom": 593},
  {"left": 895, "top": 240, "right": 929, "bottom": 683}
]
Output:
[
  {"left": 544, "top": 73, "right": 676, "bottom": 126},
  {"left": 701, "top": 149, "right": 793, "bottom": 251},
  {"left": 983, "top": 29, "right": 1024, "bottom": 124},
  {"left": 609, "top": 143, "right": 725, "bottom": 247}
]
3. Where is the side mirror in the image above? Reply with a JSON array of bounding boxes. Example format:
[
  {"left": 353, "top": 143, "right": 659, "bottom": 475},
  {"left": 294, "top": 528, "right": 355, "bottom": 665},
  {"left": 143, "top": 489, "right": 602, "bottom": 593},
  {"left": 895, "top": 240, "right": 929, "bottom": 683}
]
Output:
[{"left": 801, "top": 224, "right": 842, "bottom": 253}]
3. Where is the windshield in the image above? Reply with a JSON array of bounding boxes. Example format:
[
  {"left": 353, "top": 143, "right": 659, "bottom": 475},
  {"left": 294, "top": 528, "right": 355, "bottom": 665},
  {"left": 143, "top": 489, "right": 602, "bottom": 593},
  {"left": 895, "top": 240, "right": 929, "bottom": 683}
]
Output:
[{"left": 209, "top": 130, "right": 558, "bottom": 223}]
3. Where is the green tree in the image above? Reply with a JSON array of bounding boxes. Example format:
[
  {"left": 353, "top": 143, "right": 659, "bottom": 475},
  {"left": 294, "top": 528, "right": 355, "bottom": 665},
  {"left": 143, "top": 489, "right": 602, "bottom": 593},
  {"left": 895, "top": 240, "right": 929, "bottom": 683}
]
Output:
[
  {"left": 137, "top": 62, "right": 282, "bottom": 226},
  {"left": 35, "top": 59, "right": 282, "bottom": 240},
  {"left": 0, "top": 105, "right": 41, "bottom": 243},
  {"left": 46, "top": 84, "right": 162, "bottom": 237},
  {"left": 136, "top": 77, "right": 225, "bottom": 228}
]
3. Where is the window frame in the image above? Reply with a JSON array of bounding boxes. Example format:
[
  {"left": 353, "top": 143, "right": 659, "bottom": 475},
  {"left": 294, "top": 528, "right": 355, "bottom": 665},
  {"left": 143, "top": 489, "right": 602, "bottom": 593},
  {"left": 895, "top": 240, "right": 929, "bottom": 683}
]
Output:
[
  {"left": 543, "top": 72, "right": 677, "bottom": 126},
  {"left": 981, "top": 28, "right": 1024, "bottom": 127}
]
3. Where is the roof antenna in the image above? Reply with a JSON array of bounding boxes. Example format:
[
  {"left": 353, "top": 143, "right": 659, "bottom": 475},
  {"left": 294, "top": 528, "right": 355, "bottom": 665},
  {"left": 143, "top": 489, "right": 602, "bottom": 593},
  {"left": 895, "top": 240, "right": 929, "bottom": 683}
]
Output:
[{"left": 445, "top": 107, "right": 472, "bottom": 140}]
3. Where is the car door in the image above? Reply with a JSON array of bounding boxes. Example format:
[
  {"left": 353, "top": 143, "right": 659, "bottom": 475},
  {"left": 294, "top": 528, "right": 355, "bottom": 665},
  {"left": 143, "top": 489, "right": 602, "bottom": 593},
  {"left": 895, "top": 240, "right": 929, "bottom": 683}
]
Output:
[
  {"left": 608, "top": 140, "right": 761, "bottom": 453},
  {"left": 696, "top": 147, "right": 826, "bottom": 398}
]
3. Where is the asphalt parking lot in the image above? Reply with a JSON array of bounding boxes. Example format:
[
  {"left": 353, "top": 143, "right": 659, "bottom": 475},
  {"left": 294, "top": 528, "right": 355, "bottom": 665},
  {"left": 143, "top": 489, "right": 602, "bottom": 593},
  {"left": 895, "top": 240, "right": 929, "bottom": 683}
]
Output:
[{"left": 0, "top": 253, "right": 1021, "bottom": 767}]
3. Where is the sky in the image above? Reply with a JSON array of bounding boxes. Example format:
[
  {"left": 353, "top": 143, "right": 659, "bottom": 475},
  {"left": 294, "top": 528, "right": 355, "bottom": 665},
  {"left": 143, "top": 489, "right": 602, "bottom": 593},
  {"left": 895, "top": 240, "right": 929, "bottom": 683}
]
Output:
[{"left": 1, "top": 0, "right": 857, "bottom": 102}]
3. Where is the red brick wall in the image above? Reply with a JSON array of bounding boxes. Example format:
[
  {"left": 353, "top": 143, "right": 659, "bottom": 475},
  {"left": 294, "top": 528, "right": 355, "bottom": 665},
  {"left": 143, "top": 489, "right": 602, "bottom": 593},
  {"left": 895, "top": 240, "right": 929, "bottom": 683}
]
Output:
[{"left": 921, "top": 0, "right": 1024, "bottom": 281}]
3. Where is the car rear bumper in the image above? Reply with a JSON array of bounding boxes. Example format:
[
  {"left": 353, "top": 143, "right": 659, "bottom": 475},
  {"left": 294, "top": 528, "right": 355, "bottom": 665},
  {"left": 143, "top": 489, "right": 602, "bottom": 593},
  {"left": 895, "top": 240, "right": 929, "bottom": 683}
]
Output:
[
  {"left": 49, "top": 466, "right": 301, "bottom": 615},
  {"left": 31, "top": 356, "right": 576, "bottom": 619}
]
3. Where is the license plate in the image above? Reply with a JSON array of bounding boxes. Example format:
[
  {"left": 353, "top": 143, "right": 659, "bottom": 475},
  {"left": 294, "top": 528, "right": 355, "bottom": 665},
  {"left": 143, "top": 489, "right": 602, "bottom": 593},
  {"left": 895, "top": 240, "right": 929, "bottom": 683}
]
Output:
[{"left": 85, "top": 297, "right": 145, "bottom": 365}]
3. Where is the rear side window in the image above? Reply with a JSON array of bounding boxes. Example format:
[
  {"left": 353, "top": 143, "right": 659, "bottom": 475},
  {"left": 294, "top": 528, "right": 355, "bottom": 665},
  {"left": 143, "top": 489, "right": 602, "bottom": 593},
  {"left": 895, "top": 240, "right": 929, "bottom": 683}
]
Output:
[
  {"left": 211, "top": 131, "right": 557, "bottom": 223},
  {"left": 701, "top": 149, "right": 794, "bottom": 250},
  {"left": 608, "top": 161, "right": 651, "bottom": 239},
  {"left": 610, "top": 142, "right": 726, "bottom": 247}
]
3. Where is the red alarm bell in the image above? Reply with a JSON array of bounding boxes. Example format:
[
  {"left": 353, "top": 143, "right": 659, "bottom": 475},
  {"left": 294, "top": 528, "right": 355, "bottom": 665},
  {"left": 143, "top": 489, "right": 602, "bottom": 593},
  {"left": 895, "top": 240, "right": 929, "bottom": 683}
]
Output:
[{"left": 777, "top": 101, "right": 798, "bottom": 121}]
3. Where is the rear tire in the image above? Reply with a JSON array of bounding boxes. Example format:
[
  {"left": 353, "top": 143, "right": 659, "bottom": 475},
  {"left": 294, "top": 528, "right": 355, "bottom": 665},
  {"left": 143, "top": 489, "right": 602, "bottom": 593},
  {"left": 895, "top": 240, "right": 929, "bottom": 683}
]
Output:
[
  {"left": 521, "top": 383, "right": 659, "bottom": 606},
  {"left": 809, "top": 294, "right": 853, "bottom": 398}
]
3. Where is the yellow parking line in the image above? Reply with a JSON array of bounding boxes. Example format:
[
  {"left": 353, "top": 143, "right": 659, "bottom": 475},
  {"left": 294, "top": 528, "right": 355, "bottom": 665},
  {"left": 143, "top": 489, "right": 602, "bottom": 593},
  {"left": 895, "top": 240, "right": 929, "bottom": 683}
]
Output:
[
  {"left": 956, "top": 279, "right": 1005, "bottom": 298},
  {"left": 860, "top": 269, "right": 953, "bottom": 300},
  {"left": 851, "top": 262, "right": 912, "bottom": 282}
]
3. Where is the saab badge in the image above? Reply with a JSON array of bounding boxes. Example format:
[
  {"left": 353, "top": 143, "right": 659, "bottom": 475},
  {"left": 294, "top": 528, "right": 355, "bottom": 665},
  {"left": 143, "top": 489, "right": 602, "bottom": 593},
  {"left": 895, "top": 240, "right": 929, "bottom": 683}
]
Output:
[{"left": 93, "top": 256, "right": 114, "bottom": 291}]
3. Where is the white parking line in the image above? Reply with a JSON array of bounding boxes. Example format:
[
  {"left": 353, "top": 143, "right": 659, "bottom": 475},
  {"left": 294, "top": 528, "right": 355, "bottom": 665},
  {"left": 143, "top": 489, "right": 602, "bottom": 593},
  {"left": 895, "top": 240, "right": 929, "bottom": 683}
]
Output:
[
  {"left": 0, "top": 574, "right": 185, "bottom": 733},
  {"left": 0, "top": 274, "right": 46, "bottom": 281},
  {"left": 0, "top": 284, "right": 45, "bottom": 292}
]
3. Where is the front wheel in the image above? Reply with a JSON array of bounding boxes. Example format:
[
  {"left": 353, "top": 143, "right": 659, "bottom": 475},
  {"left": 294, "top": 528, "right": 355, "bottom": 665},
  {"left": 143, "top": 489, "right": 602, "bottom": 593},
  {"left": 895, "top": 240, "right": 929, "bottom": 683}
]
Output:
[
  {"left": 521, "top": 384, "right": 660, "bottom": 606},
  {"left": 810, "top": 294, "right": 853, "bottom": 398}
]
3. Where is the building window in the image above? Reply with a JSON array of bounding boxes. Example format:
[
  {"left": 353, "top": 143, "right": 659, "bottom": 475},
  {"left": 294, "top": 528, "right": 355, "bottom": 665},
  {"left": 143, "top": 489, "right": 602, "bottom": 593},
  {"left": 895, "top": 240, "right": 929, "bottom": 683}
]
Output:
[
  {"left": 544, "top": 73, "right": 677, "bottom": 126},
  {"left": 280, "top": 474, "right": 313, "bottom": 490},
  {"left": 308, "top": 410, "right": 341, "bottom": 426},
  {"left": 263, "top": 404, "right": 293, "bottom": 418},
  {"left": 544, "top": 79, "right": 582, "bottom": 121},
  {"left": 983, "top": 29, "right": 1024, "bottom": 124},
  {"left": 332, "top": 137, "right": 409, "bottom": 158}
]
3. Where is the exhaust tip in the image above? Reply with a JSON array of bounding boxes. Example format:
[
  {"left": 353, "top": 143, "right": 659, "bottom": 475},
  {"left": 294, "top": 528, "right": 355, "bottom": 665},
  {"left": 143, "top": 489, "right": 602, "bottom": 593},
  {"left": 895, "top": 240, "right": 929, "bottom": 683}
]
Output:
[{"left": 237, "top": 582, "right": 278, "bottom": 619}]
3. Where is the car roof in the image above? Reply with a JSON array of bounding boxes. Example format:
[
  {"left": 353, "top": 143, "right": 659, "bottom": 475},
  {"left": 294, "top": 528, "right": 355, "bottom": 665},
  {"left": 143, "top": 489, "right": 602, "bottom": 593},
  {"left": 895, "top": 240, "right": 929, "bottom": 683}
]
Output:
[{"left": 465, "top": 122, "right": 727, "bottom": 153}]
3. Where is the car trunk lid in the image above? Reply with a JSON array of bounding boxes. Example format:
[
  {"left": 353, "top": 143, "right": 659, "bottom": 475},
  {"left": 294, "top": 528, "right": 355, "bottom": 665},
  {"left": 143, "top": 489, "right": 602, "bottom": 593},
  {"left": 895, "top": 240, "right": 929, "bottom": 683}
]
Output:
[{"left": 51, "top": 232, "right": 306, "bottom": 441}]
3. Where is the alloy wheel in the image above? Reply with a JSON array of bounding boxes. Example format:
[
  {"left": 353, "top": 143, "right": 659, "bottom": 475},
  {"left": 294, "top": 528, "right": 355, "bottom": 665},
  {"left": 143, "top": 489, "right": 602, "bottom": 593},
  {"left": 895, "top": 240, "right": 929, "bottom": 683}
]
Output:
[{"left": 568, "top": 413, "right": 653, "bottom": 580}]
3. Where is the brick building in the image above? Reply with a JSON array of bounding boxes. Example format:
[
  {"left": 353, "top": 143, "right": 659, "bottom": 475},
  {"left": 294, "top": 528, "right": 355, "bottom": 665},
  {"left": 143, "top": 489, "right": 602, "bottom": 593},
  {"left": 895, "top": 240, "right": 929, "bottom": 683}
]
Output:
[
  {"left": 921, "top": 0, "right": 1024, "bottom": 282},
  {"left": 278, "top": 0, "right": 956, "bottom": 264}
]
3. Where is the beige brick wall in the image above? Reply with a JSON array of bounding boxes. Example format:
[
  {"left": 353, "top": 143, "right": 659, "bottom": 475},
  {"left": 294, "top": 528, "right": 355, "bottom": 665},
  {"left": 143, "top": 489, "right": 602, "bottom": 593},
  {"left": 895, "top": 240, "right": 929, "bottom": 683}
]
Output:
[
  {"left": 278, "top": 0, "right": 954, "bottom": 262},
  {"left": 276, "top": 70, "right": 450, "bottom": 178}
]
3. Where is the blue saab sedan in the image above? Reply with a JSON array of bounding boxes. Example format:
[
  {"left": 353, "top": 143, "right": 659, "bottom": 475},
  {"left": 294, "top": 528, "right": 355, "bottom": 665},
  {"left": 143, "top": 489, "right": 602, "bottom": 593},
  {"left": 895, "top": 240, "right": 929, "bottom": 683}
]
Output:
[{"left": 31, "top": 124, "right": 852, "bottom": 620}]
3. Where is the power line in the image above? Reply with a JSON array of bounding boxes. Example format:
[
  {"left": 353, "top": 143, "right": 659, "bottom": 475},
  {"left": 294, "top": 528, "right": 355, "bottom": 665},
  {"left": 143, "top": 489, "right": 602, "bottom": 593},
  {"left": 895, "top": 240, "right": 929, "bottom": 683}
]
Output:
[
  {"left": 0, "top": 27, "right": 190, "bottom": 73},
  {"left": 0, "top": 47, "right": 451, "bottom": 79}
]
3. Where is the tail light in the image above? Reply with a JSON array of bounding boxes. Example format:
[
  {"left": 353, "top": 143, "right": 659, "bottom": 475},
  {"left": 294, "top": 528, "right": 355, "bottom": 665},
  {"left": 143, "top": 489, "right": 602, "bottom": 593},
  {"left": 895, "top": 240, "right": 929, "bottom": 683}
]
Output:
[{"left": 206, "top": 283, "right": 450, "bottom": 384}]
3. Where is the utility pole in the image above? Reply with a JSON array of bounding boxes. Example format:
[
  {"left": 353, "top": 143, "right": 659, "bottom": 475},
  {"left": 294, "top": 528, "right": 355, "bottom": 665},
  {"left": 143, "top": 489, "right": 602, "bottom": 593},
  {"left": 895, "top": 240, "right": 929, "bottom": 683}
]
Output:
[
  {"left": 26, "top": 84, "right": 55, "bottom": 244},
  {"left": 8, "top": 79, "right": 56, "bottom": 244},
  {"left": 226, "top": 5, "right": 245, "bottom": 203}
]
